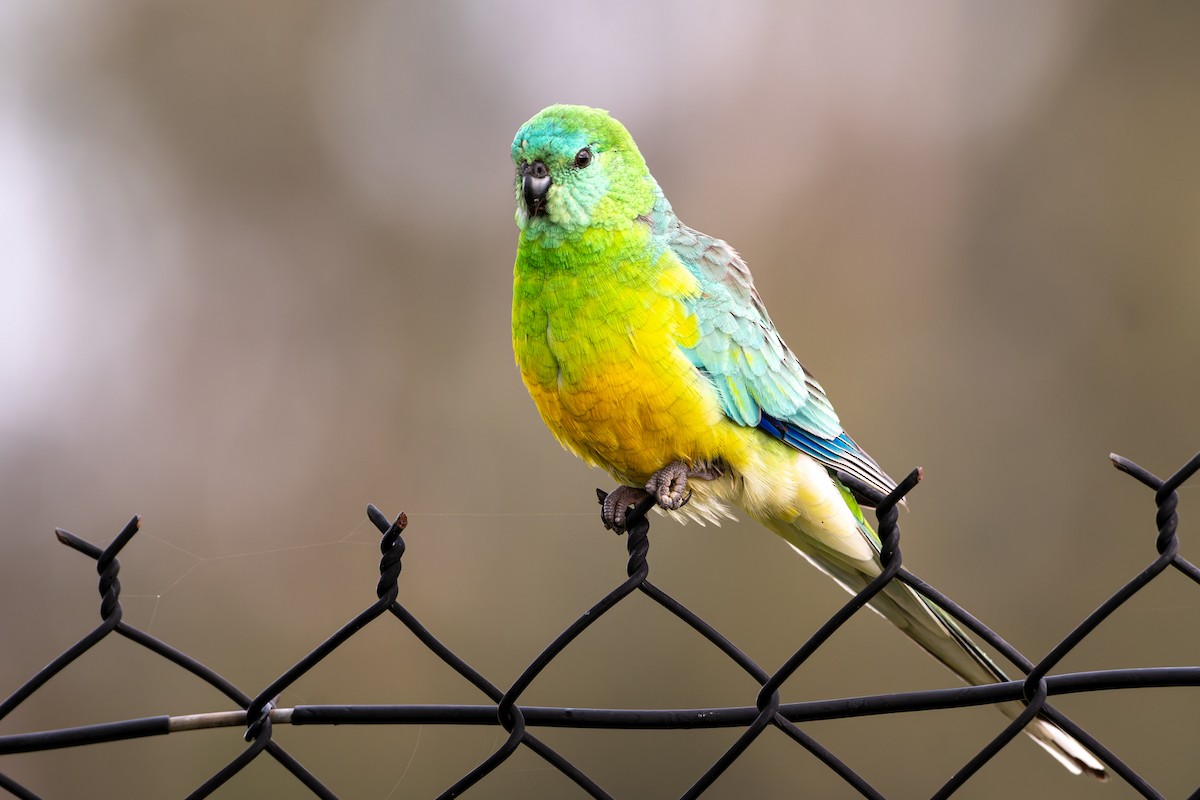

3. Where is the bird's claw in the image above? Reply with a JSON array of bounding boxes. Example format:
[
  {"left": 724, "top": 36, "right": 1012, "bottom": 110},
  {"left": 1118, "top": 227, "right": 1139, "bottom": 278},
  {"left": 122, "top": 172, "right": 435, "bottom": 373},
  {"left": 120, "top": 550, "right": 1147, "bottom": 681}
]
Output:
[
  {"left": 598, "top": 486, "right": 650, "bottom": 533},
  {"left": 646, "top": 461, "right": 692, "bottom": 511},
  {"left": 598, "top": 460, "right": 722, "bottom": 532}
]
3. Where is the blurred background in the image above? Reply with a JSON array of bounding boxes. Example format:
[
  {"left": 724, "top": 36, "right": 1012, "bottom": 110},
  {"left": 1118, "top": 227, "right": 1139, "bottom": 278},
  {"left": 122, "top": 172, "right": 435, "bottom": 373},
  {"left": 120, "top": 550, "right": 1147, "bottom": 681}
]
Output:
[{"left": 1, "top": 1, "right": 1198, "bottom": 797}]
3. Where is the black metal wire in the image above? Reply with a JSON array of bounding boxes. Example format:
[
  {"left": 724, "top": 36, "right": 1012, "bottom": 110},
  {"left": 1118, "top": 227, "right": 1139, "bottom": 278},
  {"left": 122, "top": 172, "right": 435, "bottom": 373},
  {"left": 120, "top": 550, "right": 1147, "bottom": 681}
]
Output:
[{"left": 1, "top": 452, "right": 1197, "bottom": 799}]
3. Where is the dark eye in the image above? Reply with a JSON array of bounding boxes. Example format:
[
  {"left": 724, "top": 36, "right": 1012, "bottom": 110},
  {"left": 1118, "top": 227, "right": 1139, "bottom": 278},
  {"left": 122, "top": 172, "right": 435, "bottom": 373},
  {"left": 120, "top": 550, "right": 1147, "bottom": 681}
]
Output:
[{"left": 574, "top": 148, "right": 593, "bottom": 168}]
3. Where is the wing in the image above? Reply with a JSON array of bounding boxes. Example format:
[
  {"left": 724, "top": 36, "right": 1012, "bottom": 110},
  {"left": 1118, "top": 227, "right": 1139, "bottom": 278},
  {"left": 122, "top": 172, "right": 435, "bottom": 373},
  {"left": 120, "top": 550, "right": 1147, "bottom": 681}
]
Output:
[{"left": 669, "top": 222, "right": 898, "bottom": 504}]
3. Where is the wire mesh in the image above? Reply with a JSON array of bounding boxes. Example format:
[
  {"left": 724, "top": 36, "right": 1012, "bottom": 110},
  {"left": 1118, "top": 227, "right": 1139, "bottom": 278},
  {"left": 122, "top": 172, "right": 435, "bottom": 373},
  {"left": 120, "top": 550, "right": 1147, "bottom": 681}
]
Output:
[{"left": 1, "top": 451, "right": 1198, "bottom": 799}]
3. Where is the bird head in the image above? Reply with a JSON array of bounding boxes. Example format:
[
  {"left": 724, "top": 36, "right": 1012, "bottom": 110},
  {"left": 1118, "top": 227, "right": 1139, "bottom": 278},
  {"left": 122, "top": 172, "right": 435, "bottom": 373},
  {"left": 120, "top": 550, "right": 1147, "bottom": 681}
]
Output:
[{"left": 511, "top": 105, "right": 656, "bottom": 243}]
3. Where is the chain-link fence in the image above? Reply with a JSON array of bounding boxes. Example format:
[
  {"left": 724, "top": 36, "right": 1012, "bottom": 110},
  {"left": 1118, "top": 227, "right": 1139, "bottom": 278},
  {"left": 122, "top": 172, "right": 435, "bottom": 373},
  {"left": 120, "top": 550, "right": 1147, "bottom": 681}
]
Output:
[{"left": 2, "top": 452, "right": 1198, "bottom": 799}]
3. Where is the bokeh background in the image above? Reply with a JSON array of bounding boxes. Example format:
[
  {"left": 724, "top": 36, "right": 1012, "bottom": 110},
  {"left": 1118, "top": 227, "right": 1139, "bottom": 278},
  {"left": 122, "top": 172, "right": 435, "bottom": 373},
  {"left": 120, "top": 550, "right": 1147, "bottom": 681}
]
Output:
[{"left": 2, "top": 2, "right": 1198, "bottom": 797}]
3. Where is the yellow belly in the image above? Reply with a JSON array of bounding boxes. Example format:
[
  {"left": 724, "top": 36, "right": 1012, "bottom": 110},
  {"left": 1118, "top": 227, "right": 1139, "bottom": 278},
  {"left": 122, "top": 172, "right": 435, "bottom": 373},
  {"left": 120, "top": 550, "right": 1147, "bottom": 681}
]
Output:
[{"left": 523, "top": 354, "right": 728, "bottom": 485}]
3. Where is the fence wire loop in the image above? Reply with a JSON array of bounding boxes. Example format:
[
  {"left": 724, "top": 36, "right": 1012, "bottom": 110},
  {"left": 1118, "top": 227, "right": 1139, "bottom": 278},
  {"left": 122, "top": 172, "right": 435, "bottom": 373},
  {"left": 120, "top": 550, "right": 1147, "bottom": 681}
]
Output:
[{"left": 2, "top": 452, "right": 1198, "bottom": 799}]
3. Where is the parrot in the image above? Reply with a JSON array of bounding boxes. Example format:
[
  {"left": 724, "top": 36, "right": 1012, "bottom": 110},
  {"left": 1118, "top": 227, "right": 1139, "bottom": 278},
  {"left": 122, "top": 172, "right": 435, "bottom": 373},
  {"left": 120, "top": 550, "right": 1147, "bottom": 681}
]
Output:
[{"left": 509, "top": 103, "right": 1106, "bottom": 780}]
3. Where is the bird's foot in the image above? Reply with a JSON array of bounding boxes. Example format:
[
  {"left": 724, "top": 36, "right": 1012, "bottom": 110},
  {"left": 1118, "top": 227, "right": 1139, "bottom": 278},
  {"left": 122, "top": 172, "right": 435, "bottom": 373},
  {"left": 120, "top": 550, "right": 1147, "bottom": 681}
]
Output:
[
  {"left": 597, "top": 485, "right": 650, "bottom": 533},
  {"left": 645, "top": 461, "right": 691, "bottom": 511},
  {"left": 599, "top": 461, "right": 723, "bottom": 532},
  {"left": 647, "top": 460, "right": 723, "bottom": 511}
]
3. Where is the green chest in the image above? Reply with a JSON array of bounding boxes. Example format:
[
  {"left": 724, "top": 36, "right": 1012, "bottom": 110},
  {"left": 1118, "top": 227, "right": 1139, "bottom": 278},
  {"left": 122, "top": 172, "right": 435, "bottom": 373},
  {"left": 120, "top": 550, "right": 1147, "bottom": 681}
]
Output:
[
  {"left": 512, "top": 230, "right": 663, "bottom": 388},
  {"left": 512, "top": 267, "right": 633, "bottom": 391}
]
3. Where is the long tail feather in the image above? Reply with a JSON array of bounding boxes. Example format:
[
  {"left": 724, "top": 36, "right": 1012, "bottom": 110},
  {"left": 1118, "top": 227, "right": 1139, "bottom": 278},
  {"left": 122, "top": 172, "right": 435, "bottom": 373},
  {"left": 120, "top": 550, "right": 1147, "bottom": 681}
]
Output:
[{"left": 765, "top": 512, "right": 1108, "bottom": 781}]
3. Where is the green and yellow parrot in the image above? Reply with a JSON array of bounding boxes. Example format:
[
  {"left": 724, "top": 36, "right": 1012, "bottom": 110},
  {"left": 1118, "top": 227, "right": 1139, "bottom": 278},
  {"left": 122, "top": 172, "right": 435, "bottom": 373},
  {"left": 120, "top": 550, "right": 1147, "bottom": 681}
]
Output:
[{"left": 510, "top": 104, "right": 1106, "bottom": 780}]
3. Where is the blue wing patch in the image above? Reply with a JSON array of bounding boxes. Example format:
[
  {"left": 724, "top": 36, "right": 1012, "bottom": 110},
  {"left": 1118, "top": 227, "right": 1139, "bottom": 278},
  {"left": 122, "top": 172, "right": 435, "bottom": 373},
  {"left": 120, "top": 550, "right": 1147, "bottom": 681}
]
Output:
[{"left": 758, "top": 416, "right": 897, "bottom": 504}]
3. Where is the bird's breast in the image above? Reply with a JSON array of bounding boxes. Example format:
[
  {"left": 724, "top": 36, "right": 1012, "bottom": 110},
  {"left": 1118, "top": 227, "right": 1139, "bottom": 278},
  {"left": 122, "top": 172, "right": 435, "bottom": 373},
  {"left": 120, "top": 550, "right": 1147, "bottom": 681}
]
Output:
[{"left": 512, "top": 239, "right": 729, "bottom": 485}]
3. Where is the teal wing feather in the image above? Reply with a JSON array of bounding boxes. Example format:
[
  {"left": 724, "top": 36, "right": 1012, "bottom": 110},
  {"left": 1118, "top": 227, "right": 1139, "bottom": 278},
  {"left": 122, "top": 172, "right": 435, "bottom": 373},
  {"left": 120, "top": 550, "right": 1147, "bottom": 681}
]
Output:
[{"left": 665, "top": 216, "right": 897, "bottom": 502}]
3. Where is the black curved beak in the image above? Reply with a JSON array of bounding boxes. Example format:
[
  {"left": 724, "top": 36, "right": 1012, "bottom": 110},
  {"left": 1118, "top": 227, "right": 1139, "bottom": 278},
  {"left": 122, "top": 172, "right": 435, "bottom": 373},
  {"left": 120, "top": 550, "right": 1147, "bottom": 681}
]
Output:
[{"left": 521, "top": 160, "right": 551, "bottom": 217}]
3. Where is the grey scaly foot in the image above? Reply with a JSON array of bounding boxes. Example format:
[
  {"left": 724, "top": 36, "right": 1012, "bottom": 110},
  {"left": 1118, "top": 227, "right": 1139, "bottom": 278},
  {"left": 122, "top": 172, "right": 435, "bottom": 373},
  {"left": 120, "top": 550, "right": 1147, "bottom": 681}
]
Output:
[
  {"left": 598, "top": 485, "right": 650, "bottom": 532},
  {"left": 645, "top": 460, "right": 724, "bottom": 511},
  {"left": 599, "top": 461, "right": 724, "bottom": 532},
  {"left": 648, "top": 460, "right": 720, "bottom": 510},
  {"left": 645, "top": 461, "right": 691, "bottom": 511}
]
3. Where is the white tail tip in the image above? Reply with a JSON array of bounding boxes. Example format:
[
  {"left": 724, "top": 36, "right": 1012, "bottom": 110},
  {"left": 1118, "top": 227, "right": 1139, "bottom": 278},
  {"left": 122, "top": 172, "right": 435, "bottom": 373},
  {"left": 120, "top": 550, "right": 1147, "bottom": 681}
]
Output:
[{"left": 1029, "top": 719, "right": 1108, "bottom": 781}]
